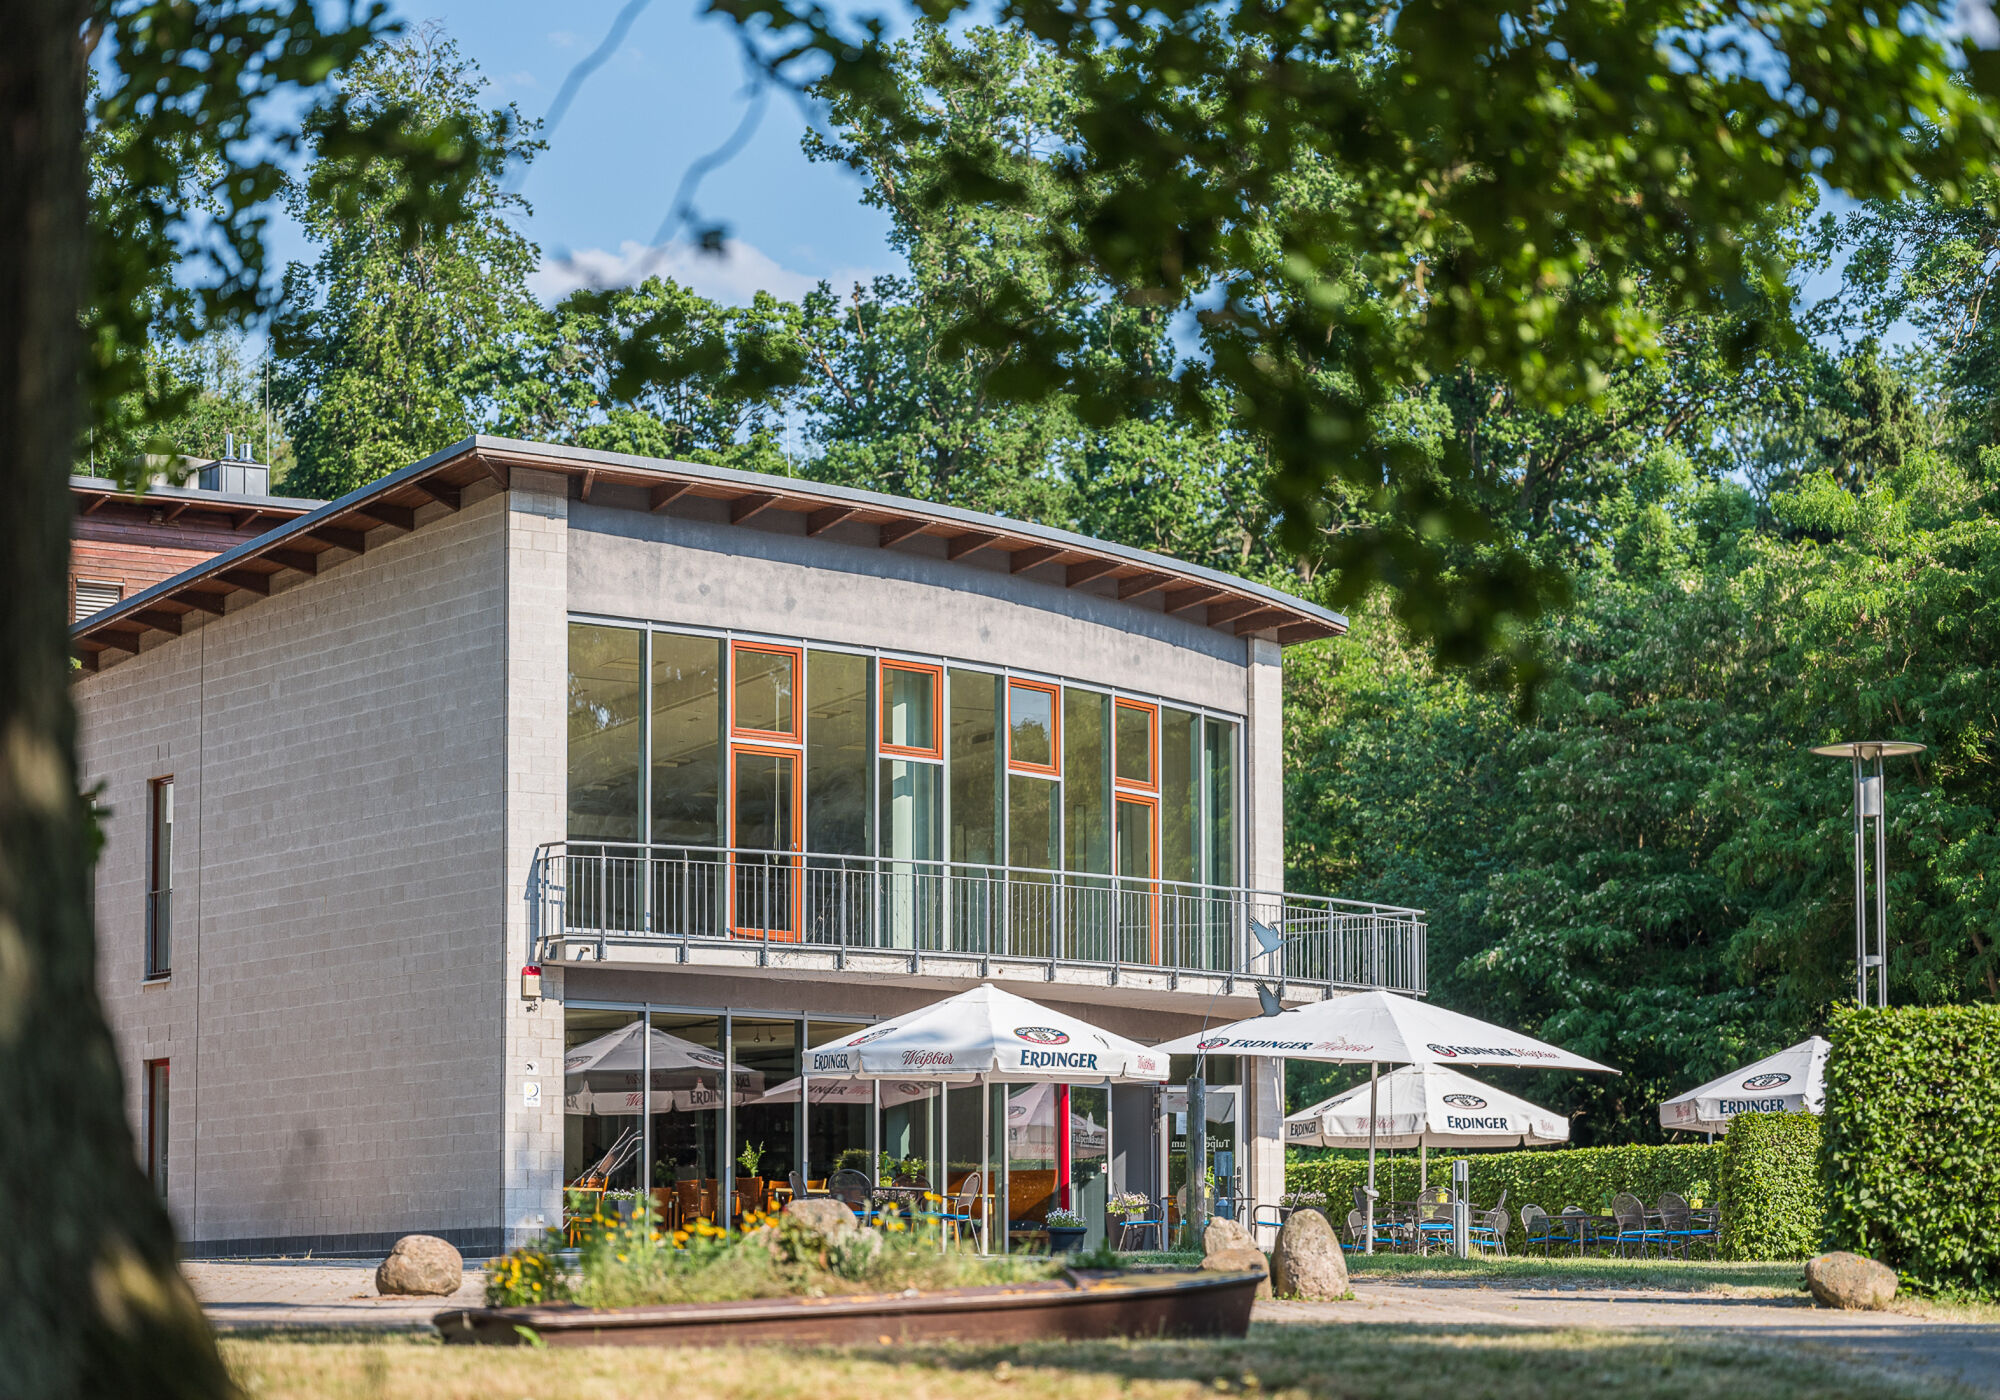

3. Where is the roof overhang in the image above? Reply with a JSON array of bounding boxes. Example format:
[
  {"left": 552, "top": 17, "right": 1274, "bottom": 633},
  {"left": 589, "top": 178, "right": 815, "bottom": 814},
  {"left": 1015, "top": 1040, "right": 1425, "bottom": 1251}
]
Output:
[
  {"left": 70, "top": 475, "right": 321, "bottom": 531},
  {"left": 71, "top": 436, "right": 1347, "bottom": 670}
]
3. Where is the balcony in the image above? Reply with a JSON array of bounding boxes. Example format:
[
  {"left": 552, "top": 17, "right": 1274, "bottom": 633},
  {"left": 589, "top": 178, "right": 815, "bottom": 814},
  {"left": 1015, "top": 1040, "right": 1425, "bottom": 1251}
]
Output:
[{"left": 533, "top": 842, "right": 1426, "bottom": 1006}]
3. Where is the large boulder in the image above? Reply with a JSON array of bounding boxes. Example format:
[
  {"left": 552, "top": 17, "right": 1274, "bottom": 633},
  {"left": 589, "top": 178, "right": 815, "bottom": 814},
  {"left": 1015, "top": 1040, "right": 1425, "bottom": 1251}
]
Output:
[
  {"left": 375, "top": 1235, "right": 464, "bottom": 1296},
  {"left": 783, "top": 1197, "right": 859, "bottom": 1239},
  {"left": 1201, "top": 1245, "right": 1272, "bottom": 1299},
  {"left": 1204, "top": 1216, "right": 1255, "bottom": 1256},
  {"left": 1270, "top": 1209, "right": 1349, "bottom": 1302},
  {"left": 1806, "top": 1252, "right": 1898, "bottom": 1311}
]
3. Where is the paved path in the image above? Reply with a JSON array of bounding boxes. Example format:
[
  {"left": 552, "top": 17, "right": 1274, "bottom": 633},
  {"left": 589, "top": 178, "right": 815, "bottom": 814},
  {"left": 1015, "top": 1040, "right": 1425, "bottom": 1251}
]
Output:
[
  {"left": 1264, "top": 1277, "right": 2000, "bottom": 1397},
  {"left": 187, "top": 1261, "right": 2000, "bottom": 1396},
  {"left": 185, "top": 1259, "right": 483, "bottom": 1331}
]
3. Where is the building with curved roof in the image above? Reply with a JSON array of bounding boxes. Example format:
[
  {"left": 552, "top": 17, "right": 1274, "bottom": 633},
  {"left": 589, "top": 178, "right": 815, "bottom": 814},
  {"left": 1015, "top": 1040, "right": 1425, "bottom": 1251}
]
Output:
[{"left": 73, "top": 436, "right": 1424, "bottom": 1257}]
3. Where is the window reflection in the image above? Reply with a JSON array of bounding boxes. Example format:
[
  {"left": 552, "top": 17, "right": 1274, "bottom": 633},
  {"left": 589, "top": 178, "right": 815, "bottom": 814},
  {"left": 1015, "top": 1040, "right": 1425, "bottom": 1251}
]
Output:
[
  {"left": 1008, "top": 681, "right": 1058, "bottom": 771},
  {"left": 807, "top": 651, "right": 869, "bottom": 855},
  {"left": 652, "top": 632, "right": 722, "bottom": 847},
  {"left": 733, "top": 644, "right": 798, "bottom": 737},
  {"left": 567, "top": 624, "right": 643, "bottom": 841}
]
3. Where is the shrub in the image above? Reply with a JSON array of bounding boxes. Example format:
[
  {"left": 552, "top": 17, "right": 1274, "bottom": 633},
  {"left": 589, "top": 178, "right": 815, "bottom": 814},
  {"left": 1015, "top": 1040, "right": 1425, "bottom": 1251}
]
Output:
[
  {"left": 1286, "top": 1142, "right": 1721, "bottom": 1251},
  {"left": 1822, "top": 1003, "right": 2000, "bottom": 1299},
  {"left": 1716, "top": 1112, "right": 1823, "bottom": 1260}
]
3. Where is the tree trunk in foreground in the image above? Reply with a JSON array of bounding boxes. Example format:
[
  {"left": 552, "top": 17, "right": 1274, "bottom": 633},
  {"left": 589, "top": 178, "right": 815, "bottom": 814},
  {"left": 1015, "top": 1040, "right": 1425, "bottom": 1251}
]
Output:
[{"left": 0, "top": 7, "right": 234, "bottom": 1397}]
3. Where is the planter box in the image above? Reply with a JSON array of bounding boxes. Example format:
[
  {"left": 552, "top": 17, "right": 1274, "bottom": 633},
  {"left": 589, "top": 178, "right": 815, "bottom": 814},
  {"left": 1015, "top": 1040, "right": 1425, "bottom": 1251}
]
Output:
[{"left": 437, "top": 1268, "right": 1261, "bottom": 1347}]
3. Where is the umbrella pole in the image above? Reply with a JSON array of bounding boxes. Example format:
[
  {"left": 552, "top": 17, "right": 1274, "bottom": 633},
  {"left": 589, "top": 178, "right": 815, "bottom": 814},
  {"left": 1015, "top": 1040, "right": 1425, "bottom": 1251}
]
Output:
[
  {"left": 1420, "top": 1141, "right": 1427, "bottom": 1195},
  {"left": 937, "top": 1084, "right": 947, "bottom": 1254},
  {"left": 1365, "top": 1062, "right": 1378, "bottom": 1256},
  {"left": 979, "top": 1075, "right": 991, "bottom": 1256}
]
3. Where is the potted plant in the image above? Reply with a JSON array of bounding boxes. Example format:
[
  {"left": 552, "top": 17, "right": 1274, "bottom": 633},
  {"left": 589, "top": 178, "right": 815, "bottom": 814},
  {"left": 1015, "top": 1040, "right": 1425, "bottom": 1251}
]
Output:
[
  {"left": 737, "top": 1141, "right": 767, "bottom": 1213},
  {"left": 1106, "top": 1191, "right": 1152, "bottom": 1246},
  {"left": 1044, "top": 1206, "right": 1088, "bottom": 1255}
]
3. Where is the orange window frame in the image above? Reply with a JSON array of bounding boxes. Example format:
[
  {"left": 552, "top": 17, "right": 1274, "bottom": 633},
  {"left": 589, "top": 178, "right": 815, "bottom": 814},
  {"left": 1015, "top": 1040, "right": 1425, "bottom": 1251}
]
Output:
[
  {"left": 727, "top": 743, "right": 804, "bottom": 941},
  {"left": 1006, "top": 679, "right": 1062, "bottom": 776},
  {"left": 1114, "top": 792, "right": 1162, "bottom": 963},
  {"left": 729, "top": 641, "right": 803, "bottom": 742},
  {"left": 1113, "top": 697, "right": 1159, "bottom": 792},
  {"left": 879, "top": 659, "right": 944, "bottom": 760}
]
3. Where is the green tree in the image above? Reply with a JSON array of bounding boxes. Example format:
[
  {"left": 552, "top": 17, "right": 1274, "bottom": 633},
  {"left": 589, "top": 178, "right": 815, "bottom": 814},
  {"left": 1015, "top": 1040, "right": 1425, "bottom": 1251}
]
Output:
[
  {"left": 274, "top": 23, "right": 542, "bottom": 498},
  {"left": 716, "top": 0, "right": 2000, "bottom": 687},
  {"left": 6, "top": 6, "right": 502, "bottom": 1394},
  {"left": 491, "top": 277, "right": 803, "bottom": 473}
]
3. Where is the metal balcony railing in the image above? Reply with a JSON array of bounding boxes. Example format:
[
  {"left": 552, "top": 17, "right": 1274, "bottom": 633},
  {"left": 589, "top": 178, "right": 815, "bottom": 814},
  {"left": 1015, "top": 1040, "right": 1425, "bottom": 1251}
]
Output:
[{"left": 533, "top": 841, "right": 1426, "bottom": 996}]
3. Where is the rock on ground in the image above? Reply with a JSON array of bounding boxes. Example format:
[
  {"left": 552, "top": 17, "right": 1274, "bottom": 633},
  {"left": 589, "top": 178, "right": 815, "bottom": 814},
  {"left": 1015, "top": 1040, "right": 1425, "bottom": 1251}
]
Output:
[
  {"left": 1202, "top": 1245, "right": 1273, "bottom": 1299},
  {"left": 783, "top": 1197, "right": 859, "bottom": 1238},
  {"left": 374, "top": 1235, "right": 463, "bottom": 1297},
  {"left": 1806, "top": 1252, "right": 1899, "bottom": 1311},
  {"left": 1270, "top": 1209, "right": 1349, "bottom": 1302},
  {"left": 1204, "top": 1217, "right": 1255, "bottom": 1256}
]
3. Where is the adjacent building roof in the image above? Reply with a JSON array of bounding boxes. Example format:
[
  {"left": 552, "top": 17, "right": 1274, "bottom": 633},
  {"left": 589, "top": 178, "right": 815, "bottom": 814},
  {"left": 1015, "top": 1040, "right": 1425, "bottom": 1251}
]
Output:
[{"left": 71, "top": 436, "right": 1347, "bottom": 669}]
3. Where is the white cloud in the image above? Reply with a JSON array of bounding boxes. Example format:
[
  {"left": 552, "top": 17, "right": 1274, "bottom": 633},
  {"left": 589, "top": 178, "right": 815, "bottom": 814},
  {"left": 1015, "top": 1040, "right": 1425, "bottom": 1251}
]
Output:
[{"left": 531, "top": 238, "right": 886, "bottom": 306}]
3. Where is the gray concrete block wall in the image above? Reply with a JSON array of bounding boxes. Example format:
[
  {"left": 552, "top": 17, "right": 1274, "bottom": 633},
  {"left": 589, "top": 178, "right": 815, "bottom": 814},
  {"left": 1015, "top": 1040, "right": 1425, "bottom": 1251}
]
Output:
[
  {"left": 501, "top": 470, "right": 570, "bottom": 1247},
  {"left": 567, "top": 504, "right": 1252, "bottom": 717},
  {"left": 77, "top": 490, "right": 513, "bottom": 1254}
]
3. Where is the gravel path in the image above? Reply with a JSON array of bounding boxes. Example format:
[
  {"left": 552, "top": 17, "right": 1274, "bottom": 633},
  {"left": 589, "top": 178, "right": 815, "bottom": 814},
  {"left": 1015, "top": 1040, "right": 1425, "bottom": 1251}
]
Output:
[{"left": 185, "top": 1259, "right": 482, "bottom": 1331}]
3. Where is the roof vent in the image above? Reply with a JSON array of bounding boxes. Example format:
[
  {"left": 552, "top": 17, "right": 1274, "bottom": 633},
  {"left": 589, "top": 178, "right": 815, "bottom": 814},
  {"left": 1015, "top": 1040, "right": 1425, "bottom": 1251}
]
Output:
[{"left": 196, "top": 431, "right": 269, "bottom": 496}]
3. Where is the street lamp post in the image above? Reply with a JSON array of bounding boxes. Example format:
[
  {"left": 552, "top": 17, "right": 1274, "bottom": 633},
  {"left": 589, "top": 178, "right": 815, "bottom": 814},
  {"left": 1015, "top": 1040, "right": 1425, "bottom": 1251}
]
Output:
[{"left": 1808, "top": 740, "right": 1925, "bottom": 1008}]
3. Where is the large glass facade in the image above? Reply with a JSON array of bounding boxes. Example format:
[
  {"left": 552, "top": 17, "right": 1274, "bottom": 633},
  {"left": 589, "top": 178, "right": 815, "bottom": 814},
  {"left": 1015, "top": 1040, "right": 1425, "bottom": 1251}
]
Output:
[{"left": 565, "top": 623, "right": 1244, "bottom": 960}]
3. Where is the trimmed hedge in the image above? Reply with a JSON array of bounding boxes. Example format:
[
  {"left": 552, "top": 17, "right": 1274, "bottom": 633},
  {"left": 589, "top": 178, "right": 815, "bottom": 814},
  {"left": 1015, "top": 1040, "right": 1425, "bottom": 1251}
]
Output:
[
  {"left": 1822, "top": 1004, "right": 2000, "bottom": 1299},
  {"left": 1285, "top": 1143, "right": 1720, "bottom": 1252},
  {"left": 1715, "top": 1111, "right": 1823, "bottom": 1260}
]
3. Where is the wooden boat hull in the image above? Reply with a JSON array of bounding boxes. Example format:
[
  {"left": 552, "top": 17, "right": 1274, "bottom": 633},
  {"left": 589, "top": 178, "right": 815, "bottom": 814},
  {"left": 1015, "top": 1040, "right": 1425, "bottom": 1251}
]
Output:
[{"left": 435, "top": 1268, "right": 1259, "bottom": 1347}]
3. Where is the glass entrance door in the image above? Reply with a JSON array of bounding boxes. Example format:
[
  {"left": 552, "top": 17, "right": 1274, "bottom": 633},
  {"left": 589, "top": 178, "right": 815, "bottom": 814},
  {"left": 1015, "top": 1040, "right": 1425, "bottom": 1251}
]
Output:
[
  {"left": 731, "top": 747, "right": 800, "bottom": 938},
  {"left": 1115, "top": 795, "right": 1159, "bottom": 963}
]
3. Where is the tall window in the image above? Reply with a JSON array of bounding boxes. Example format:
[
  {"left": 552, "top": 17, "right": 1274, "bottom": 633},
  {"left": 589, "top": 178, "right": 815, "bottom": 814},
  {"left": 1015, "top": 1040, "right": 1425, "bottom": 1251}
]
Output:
[
  {"left": 948, "top": 670, "right": 1001, "bottom": 866},
  {"left": 143, "top": 1059, "right": 170, "bottom": 1199},
  {"left": 1063, "top": 689, "right": 1110, "bottom": 874},
  {"left": 1160, "top": 708, "right": 1199, "bottom": 884},
  {"left": 1204, "top": 718, "right": 1237, "bottom": 887},
  {"left": 145, "top": 777, "right": 172, "bottom": 978},
  {"left": 651, "top": 632, "right": 723, "bottom": 847},
  {"left": 567, "top": 624, "right": 644, "bottom": 842},
  {"left": 806, "top": 650, "right": 870, "bottom": 855}
]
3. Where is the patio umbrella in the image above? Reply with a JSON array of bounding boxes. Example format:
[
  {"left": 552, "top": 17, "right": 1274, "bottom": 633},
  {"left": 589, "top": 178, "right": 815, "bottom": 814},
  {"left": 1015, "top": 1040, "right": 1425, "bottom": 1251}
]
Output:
[
  {"left": 754, "top": 1077, "right": 934, "bottom": 1107},
  {"left": 563, "top": 1022, "right": 766, "bottom": 1115},
  {"left": 1153, "top": 989, "right": 1614, "bottom": 1252},
  {"left": 1284, "top": 1063, "right": 1569, "bottom": 1189},
  {"left": 801, "top": 983, "right": 1168, "bottom": 1255},
  {"left": 1659, "top": 1037, "right": 1828, "bottom": 1136}
]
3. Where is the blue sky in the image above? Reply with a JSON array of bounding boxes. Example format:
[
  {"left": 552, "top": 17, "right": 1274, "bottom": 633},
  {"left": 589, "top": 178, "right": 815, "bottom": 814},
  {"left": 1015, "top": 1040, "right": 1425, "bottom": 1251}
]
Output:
[{"left": 365, "top": 1, "right": 901, "bottom": 304}]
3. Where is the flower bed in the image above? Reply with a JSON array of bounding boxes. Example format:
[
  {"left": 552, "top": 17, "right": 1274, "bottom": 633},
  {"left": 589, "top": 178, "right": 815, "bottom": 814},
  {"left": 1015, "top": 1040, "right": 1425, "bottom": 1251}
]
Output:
[{"left": 489, "top": 1194, "right": 1059, "bottom": 1309}]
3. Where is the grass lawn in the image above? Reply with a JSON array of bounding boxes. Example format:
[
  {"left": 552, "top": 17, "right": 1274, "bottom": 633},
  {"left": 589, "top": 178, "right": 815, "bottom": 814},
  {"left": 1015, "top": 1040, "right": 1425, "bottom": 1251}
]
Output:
[{"left": 218, "top": 1321, "right": 1969, "bottom": 1400}]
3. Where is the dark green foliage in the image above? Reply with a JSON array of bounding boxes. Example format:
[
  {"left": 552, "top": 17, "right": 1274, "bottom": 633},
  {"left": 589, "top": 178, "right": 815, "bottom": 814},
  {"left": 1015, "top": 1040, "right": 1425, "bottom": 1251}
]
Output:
[
  {"left": 1285, "top": 1143, "right": 1721, "bottom": 1251},
  {"left": 1716, "top": 1113, "right": 1824, "bottom": 1262},
  {"left": 714, "top": 0, "right": 2000, "bottom": 685},
  {"left": 1822, "top": 1004, "right": 2000, "bottom": 1298}
]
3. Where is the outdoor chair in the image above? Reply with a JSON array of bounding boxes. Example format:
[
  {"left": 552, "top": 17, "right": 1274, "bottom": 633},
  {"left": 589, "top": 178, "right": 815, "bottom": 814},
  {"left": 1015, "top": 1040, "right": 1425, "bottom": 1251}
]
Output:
[
  {"left": 1412, "top": 1195, "right": 1455, "bottom": 1255},
  {"left": 1609, "top": 1193, "right": 1663, "bottom": 1258},
  {"left": 1114, "top": 1198, "right": 1165, "bottom": 1253},
  {"left": 788, "top": 1169, "right": 808, "bottom": 1202},
  {"left": 828, "top": 1169, "right": 877, "bottom": 1224},
  {"left": 939, "top": 1171, "right": 984, "bottom": 1251},
  {"left": 1468, "top": 1206, "right": 1510, "bottom": 1256},
  {"left": 1522, "top": 1204, "right": 1565, "bottom": 1256},
  {"left": 1345, "top": 1208, "right": 1398, "bottom": 1253},
  {"left": 1653, "top": 1192, "right": 1714, "bottom": 1259}
]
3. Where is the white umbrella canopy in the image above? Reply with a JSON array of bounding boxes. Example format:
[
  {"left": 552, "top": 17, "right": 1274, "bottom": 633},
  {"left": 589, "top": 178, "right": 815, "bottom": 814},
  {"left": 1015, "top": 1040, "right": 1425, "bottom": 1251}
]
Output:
[
  {"left": 1150, "top": 988, "right": 1617, "bottom": 1073},
  {"left": 801, "top": 983, "right": 1169, "bottom": 1084},
  {"left": 1659, "top": 1037, "right": 1829, "bottom": 1134},
  {"left": 1284, "top": 1063, "right": 1570, "bottom": 1150},
  {"left": 754, "top": 1076, "right": 934, "bottom": 1108},
  {"left": 563, "top": 1022, "right": 766, "bottom": 1114}
]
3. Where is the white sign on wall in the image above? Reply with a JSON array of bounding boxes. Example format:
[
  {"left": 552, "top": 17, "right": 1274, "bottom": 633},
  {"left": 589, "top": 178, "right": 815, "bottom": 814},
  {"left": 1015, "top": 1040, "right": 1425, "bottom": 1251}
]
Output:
[{"left": 522, "top": 1082, "right": 542, "bottom": 1108}]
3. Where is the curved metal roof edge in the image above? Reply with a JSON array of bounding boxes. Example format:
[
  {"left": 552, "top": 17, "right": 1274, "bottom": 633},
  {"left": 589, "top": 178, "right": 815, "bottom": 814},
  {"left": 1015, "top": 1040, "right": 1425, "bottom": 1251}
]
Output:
[{"left": 72, "top": 434, "right": 1348, "bottom": 648}]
